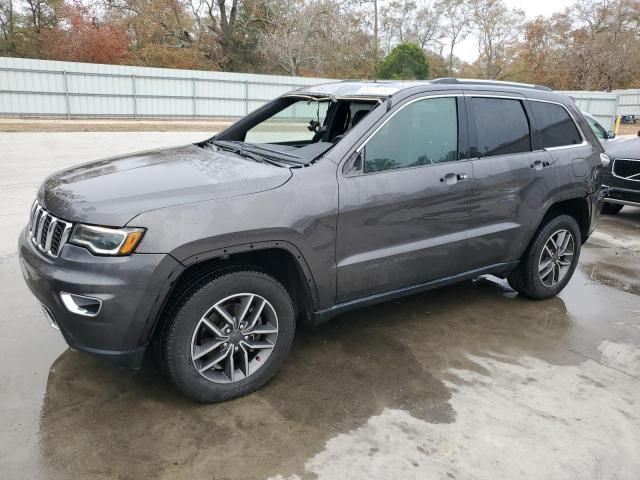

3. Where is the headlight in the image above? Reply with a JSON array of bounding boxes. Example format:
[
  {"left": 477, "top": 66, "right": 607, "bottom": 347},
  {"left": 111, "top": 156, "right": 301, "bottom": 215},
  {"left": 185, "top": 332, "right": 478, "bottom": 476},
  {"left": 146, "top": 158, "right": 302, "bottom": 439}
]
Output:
[
  {"left": 69, "top": 224, "right": 145, "bottom": 256},
  {"left": 600, "top": 153, "right": 611, "bottom": 167}
]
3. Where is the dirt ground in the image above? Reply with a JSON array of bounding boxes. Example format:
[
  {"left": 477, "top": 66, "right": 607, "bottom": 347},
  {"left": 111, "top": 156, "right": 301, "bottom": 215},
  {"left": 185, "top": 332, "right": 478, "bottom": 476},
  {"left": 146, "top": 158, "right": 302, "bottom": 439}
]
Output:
[
  {"left": 0, "top": 118, "right": 235, "bottom": 132},
  {"left": 618, "top": 122, "right": 640, "bottom": 136}
]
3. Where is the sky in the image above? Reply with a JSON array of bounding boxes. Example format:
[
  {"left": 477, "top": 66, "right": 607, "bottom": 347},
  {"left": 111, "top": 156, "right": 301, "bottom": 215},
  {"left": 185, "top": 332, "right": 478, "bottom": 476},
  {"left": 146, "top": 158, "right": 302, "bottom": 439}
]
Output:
[{"left": 453, "top": 0, "right": 576, "bottom": 62}]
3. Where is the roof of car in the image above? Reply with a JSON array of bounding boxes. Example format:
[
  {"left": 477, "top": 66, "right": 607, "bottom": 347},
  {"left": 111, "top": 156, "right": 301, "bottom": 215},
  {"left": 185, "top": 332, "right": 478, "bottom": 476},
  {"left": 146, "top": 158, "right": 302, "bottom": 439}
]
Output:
[{"left": 292, "top": 78, "right": 553, "bottom": 98}]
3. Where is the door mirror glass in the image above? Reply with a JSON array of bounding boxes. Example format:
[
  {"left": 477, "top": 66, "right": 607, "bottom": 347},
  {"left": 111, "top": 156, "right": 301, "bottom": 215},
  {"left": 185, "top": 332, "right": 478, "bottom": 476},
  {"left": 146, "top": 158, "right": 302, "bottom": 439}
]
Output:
[{"left": 607, "top": 130, "right": 616, "bottom": 139}]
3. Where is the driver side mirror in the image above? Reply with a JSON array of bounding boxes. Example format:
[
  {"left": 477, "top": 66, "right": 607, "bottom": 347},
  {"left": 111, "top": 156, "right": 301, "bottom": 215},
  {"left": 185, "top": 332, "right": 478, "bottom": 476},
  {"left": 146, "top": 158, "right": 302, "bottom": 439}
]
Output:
[{"left": 607, "top": 130, "right": 616, "bottom": 139}]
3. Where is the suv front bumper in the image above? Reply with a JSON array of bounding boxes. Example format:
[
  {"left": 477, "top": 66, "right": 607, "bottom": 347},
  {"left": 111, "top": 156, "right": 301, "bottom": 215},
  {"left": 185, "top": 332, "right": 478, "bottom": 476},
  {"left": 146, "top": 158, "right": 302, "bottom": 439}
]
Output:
[
  {"left": 18, "top": 226, "right": 182, "bottom": 368},
  {"left": 603, "top": 169, "right": 640, "bottom": 207}
]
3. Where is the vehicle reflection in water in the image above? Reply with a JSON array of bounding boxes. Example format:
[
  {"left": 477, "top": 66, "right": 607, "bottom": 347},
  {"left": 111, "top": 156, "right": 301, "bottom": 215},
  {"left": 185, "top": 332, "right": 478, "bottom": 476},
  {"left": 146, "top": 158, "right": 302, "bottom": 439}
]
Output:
[{"left": 39, "top": 276, "right": 578, "bottom": 479}]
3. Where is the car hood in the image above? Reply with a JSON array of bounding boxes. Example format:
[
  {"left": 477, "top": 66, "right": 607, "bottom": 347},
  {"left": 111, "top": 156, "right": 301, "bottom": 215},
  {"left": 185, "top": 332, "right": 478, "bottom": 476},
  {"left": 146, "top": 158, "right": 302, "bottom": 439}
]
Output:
[
  {"left": 602, "top": 136, "right": 640, "bottom": 160},
  {"left": 39, "top": 144, "right": 292, "bottom": 226}
]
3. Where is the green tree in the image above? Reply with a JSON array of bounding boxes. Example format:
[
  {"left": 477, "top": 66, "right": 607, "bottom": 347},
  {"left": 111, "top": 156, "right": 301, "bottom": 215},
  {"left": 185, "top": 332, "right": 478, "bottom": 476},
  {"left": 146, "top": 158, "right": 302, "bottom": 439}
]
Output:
[{"left": 378, "top": 42, "right": 429, "bottom": 79}]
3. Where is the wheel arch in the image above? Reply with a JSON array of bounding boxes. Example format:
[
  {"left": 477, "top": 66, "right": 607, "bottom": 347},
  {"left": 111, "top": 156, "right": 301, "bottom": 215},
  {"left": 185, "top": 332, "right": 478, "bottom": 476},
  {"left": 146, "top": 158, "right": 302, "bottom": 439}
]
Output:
[
  {"left": 144, "top": 242, "right": 318, "bottom": 349},
  {"left": 510, "top": 195, "right": 590, "bottom": 271},
  {"left": 542, "top": 196, "right": 590, "bottom": 243}
]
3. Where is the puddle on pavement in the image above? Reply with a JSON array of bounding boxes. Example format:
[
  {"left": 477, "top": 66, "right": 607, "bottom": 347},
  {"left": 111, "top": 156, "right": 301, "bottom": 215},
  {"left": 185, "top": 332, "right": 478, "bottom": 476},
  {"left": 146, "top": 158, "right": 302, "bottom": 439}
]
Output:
[
  {"left": 577, "top": 210, "right": 640, "bottom": 296},
  {"left": 35, "top": 271, "right": 640, "bottom": 480}
]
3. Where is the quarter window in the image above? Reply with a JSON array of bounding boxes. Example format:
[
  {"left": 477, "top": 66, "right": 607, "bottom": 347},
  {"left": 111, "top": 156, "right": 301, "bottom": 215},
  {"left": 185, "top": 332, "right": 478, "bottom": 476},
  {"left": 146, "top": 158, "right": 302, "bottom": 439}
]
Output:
[
  {"left": 363, "top": 97, "right": 458, "bottom": 173},
  {"left": 470, "top": 97, "right": 531, "bottom": 157},
  {"left": 530, "top": 102, "right": 582, "bottom": 148}
]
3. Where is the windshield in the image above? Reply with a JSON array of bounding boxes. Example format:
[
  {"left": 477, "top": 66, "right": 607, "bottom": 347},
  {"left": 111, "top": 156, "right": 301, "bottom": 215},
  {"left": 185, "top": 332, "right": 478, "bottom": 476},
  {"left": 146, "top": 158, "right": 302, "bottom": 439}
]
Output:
[
  {"left": 245, "top": 99, "right": 331, "bottom": 144},
  {"left": 211, "top": 96, "right": 380, "bottom": 165}
]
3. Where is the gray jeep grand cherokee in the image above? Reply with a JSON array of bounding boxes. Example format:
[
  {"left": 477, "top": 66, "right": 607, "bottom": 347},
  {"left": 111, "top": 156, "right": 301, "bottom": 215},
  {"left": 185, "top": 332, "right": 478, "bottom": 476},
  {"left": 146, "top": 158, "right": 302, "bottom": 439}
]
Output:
[{"left": 19, "top": 79, "right": 606, "bottom": 402}]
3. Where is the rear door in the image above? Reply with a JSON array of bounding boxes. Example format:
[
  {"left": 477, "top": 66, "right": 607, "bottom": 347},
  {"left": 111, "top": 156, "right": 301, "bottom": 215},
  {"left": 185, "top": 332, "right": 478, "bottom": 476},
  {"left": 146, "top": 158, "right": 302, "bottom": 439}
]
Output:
[
  {"left": 462, "top": 93, "right": 558, "bottom": 271},
  {"left": 335, "top": 93, "right": 474, "bottom": 303},
  {"left": 527, "top": 100, "right": 593, "bottom": 198}
]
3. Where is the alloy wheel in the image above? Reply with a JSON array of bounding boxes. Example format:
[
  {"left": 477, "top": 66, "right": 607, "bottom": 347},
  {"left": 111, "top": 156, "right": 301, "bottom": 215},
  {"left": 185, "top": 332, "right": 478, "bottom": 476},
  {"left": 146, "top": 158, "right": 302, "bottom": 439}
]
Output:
[
  {"left": 190, "top": 293, "right": 278, "bottom": 383},
  {"left": 538, "top": 229, "right": 575, "bottom": 288}
]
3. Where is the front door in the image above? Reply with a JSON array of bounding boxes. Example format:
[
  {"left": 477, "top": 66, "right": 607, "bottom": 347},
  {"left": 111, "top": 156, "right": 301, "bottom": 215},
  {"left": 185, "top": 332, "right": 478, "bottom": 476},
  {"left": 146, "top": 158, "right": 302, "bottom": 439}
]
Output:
[{"left": 335, "top": 95, "right": 474, "bottom": 303}]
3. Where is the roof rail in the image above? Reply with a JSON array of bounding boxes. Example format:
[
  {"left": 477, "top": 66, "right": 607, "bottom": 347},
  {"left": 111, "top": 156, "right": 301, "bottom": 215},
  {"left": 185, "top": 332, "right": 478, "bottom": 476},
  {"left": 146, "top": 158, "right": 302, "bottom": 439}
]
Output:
[{"left": 431, "top": 77, "right": 552, "bottom": 92}]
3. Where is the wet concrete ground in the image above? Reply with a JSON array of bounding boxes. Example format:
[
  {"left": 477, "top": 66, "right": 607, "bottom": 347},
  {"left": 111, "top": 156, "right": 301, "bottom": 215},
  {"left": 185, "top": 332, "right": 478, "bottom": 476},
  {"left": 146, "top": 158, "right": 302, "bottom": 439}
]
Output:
[{"left": 1, "top": 133, "right": 639, "bottom": 479}]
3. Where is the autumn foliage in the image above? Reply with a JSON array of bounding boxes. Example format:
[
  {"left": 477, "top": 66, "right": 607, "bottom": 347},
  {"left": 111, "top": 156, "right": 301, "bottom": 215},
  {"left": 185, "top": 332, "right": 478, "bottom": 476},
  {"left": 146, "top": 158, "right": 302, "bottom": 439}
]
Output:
[
  {"left": 1, "top": 0, "right": 639, "bottom": 89},
  {"left": 40, "top": 3, "right": 130, "bottom": 64}
]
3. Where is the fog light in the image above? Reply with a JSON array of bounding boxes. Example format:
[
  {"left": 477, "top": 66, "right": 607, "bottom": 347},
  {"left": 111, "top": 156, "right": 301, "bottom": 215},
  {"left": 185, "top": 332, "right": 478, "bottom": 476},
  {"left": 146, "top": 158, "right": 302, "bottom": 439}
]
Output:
[{"left": 60, "top": 292, "right": 102, "bottom": 317}]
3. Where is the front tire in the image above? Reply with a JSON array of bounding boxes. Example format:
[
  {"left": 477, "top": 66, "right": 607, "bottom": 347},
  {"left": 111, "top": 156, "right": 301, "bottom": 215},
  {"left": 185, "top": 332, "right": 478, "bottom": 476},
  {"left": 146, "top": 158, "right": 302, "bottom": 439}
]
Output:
[
  {"left": 601, "top": 202, "right": 623, "bottom": 215},
  {"left": 160, "top": 270, "right": 295, "bottom": 403},
  {"left": 508, "top": 215, "right": 581, "bottom": 300}
]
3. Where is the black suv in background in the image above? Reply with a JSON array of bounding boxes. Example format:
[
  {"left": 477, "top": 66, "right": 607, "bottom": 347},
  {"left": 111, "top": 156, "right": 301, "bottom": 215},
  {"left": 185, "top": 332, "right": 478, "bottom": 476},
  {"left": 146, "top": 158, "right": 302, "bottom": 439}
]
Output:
[
  {"left": 601, "top": 138, "right": 640, "bottom": 214},
  {"left": 20, "top": 79, "right": 606, "bottom": 402},
  {"left": 583, "top": 112, "right": 640, "bottom": 214}
]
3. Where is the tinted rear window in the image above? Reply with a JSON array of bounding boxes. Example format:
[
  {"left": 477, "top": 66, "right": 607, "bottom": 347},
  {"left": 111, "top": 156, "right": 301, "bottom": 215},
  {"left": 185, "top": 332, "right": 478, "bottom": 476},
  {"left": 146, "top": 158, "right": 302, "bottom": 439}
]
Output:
[
  {"left": 471, "top": 98, "right": 531, "bottom": 157},
  {"left": 530, "top": 102, "right": 582, "bottom": 148}
]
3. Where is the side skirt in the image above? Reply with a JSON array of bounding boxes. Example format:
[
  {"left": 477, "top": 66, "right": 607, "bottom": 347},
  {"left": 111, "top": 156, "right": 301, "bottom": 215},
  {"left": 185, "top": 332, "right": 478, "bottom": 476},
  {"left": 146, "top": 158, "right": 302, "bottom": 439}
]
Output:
[{"left": 310, "top": 261, "right": 520, "bottom": 326}]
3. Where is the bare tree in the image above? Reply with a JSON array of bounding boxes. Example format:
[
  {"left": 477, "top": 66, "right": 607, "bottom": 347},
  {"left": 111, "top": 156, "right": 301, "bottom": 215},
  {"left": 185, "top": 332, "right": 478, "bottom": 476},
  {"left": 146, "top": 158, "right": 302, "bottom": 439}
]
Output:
[
  {"left": 381, "top": 0, "right": 443, "bottom": 52},
  {"left": 435, "top": 0, "right": 470, "bottom": 76},
  {"left": 23, "top": 0, "right": 60, "bottom": 31},
  {"left": 413, "top": 2, "right": 444, "bottom": 50},
  {"left": 256, "top": 0, "right": 330, "bottom": 76},
  {"left": 470, "top": 0, "right": 523, "bottom": 79},
  {"left": 380, "top": 0, "right": 416, "bottom": 48},
  {"left": 571, "top": 0, "right": 640, "bottom": 90},
  {"left": 0, "top": 0, "right": 15, "bottom": 45}
]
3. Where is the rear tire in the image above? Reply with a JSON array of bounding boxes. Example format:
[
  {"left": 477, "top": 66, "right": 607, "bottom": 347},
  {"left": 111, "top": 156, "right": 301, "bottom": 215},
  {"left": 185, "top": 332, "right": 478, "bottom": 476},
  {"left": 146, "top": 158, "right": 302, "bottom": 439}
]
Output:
[
  {"left": 601, "top": 202, "right": 623, "bottom": 215},
  {"left": 160, "top": 269, "right": 295, "bottom": 403},
  {"left": 508, "top": 215, "right": 581, "bottom": 300}
]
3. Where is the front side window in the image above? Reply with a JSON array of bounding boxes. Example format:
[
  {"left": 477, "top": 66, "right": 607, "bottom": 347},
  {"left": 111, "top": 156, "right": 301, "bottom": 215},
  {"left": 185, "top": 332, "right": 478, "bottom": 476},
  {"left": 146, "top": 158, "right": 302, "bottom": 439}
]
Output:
[
  {"left": 471, "top": 97, "right": 531, "bottom": 158},
  {"left": 363, "top": 97, "right": 458, "bottom": 173},
  {"left": 530, "top": 101, "right": 583, "bottom": 148}
]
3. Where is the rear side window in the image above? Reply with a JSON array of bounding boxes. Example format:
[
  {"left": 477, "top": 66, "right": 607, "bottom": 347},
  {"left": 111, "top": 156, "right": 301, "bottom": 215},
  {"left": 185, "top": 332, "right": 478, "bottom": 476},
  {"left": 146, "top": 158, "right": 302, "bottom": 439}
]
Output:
[
  {"left": 470, "top": 98, "right": 531, "bottom": 157},
  {"left": 530, "top": 102, "right": 582, "bottom": 148}
]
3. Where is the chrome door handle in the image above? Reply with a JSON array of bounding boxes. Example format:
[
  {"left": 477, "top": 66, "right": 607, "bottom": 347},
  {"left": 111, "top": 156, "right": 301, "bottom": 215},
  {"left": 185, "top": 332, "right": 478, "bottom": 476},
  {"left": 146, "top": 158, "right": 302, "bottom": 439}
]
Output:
[
  {"left": 440, "top": 173, "right": 468, "bottom": 185},
  {"left": 440, "top": 172, "right": 457, "bottom": 185},
  {"left": 531, "top": 160, "right": 544, "bottom": 170}
]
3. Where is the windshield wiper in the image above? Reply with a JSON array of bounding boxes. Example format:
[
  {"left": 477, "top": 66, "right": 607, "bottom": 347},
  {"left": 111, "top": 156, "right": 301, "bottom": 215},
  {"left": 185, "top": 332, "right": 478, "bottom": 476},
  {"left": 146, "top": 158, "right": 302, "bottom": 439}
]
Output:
[
  {"left": 210, "top": 141, "right": 287, "bottom": 167},
  {"left": 244, "top": 143, "right": 302, "bottom": 160}
]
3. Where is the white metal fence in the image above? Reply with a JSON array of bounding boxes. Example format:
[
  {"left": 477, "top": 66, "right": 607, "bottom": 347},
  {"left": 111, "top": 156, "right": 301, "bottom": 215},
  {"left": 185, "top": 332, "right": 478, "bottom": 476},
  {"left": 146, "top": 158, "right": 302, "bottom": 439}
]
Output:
[
  {"left": 559, "top": 91, "right": 619, "bottom": 130},
  {"left": 614, "top": 89, "right": 640, "bottom": 117},
  {"left": 0, "top": 57, "right": 334, "bottom": 119},
  {"left": 1, "top": 57, "right": 638, "bottom": 130}
]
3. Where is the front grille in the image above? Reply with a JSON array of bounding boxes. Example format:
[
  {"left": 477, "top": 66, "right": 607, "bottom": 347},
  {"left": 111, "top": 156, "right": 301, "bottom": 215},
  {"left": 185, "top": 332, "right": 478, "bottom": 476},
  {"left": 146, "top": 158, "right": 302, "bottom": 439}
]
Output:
[
  {"left": 29, "top": 201, "right": 73, "bottom": 258},
  {"left": 613, "top": 158, "right": 640, "bottom": 181}
]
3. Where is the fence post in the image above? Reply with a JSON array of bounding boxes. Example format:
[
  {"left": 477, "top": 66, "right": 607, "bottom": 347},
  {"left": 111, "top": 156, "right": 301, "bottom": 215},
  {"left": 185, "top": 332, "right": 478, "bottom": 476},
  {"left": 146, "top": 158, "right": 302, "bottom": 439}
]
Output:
[
  {"left": 192, "top": 77, "right": 197, "bottom": 119},
  {"left": 131, "top": 74, "right": 137, "bottom": 119},
  {"left": 62, "top": 71, "right": 71, "bottom": 120},
  {"left": 244, "top": 80, "right": 249, "bottom": 115}
]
